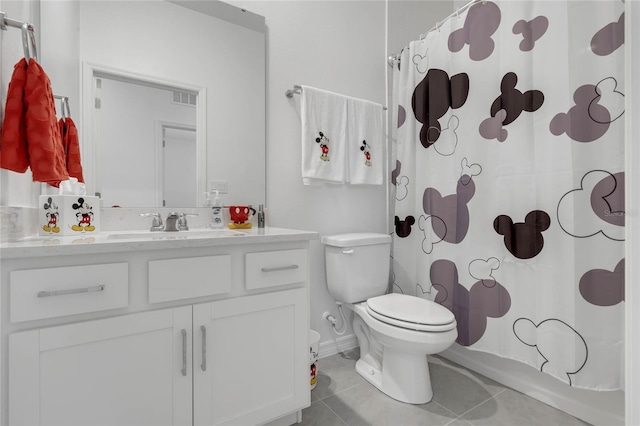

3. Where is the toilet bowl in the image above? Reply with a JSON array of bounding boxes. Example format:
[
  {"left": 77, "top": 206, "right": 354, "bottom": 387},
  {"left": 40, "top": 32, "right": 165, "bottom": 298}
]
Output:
[
  {"left": 347, "top": 294, "right": 457, "bottom": 404},
  {"left": 321, "top": 233, "right": 457, "bottom": 404}
]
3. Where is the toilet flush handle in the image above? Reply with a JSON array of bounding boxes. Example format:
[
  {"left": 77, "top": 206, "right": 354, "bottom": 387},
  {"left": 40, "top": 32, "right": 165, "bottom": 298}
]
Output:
[{"left": 342, "top": 249, "right": 354, "bottom": 254}]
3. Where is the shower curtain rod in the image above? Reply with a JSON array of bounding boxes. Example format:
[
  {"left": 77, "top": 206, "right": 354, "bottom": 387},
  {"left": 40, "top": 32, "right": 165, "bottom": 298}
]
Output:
[
  {"left": 286, "top": 84, "right": 388, "bottom": 110},
  {"left": 0, "top": 11, "right": 38, "bottom": 62},
  {"left": 387, "top": 0, "right": 484, "bottom": 67},
  {"left": 422, "top": 0, "right": 484, "bottom": 38}
]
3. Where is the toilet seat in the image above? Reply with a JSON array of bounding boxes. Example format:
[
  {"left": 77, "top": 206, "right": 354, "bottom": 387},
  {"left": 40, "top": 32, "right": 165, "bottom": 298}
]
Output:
[{"left": 366, "top": 293, "right": 456, "bottom": 332}]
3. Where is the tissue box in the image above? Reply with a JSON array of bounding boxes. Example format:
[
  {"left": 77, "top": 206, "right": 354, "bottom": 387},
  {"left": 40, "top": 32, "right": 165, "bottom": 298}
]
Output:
[{"left": 38, "top": 195, "right": 101, "bottom": 236}]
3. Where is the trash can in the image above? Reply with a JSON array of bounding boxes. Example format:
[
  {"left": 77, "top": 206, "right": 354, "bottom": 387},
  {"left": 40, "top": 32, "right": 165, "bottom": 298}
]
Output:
[{"left": 309, "top": 330, "right": 320, "bottom": 390}]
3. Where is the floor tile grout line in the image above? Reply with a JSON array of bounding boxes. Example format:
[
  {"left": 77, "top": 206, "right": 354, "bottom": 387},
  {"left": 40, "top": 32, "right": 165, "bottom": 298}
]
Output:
[
  {"left": 444, "top": 416, "right": 473, "bottom": 426},
  {"left": 431, "top": 399, "right": 464, "bottom": 419},
  {"left": 313, "top": 381, "right": 366, "bottom": 402},
  {"left": 453, "top": 387, "right": 508, "bottom": 420},
  {"left": 431, "top": 400, "right": 475, "bottom": 426},
  {"left": 316, "top": 380, "right": 507, "bottom": 425},
  {"left": 317, "top": 398, "right": 350, "bottom": 426}
]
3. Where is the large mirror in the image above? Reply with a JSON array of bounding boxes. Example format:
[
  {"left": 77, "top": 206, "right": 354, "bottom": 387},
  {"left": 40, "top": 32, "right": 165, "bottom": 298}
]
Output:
[
  {"left": 44, "top": 0, "right": 266, "bottom": 208},
  {"left": 85, "top": 66, "right": 204, "bottom": 208}
]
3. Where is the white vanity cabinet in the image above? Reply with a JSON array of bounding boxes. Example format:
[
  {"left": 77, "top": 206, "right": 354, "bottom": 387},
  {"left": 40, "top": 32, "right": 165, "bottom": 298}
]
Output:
[
  {"left": 194, "top": 289, "right": 308, "bottom": 426},
  {"left": 9, "top": 307, "right": 194, "bottom": 426},
  {"left": 0, "top": 228, "right": 316, "bottom": 426}
]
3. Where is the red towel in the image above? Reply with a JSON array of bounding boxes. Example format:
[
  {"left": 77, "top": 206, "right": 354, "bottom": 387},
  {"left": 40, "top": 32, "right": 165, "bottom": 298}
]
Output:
[
  {"left": 0, "top": 58, "right": 29, "bottom": 173},
  {"left": 58, "top": 117, "right": 84, "bottom": 183},
  {"left": 0, "top": 58, "right": 69, "bottom": 186}
]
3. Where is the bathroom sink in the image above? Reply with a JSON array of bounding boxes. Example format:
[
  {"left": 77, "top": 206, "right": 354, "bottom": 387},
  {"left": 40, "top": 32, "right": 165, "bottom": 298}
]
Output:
[{"left": 106, "top": 229, "right": 246, "bottom": 240}]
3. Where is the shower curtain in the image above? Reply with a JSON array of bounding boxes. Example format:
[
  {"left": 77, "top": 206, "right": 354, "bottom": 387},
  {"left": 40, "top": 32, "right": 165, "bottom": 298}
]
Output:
[{"left": 391, "top": 0, "right": 625, "bottom": 390}]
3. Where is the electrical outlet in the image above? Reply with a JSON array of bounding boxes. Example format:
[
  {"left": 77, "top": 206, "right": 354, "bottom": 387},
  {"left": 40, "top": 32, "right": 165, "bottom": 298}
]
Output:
[{"left": 208, "top": 180, "right": 228, "bottom": 194}]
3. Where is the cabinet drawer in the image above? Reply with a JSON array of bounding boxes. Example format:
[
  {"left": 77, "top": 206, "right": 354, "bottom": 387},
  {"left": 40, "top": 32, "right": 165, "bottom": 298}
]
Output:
[
  {"left": 245, "top": 249, "right": 308, "bottom": 290},
  {"left": 10, "top": 263, "right": 129, "bottom": 323},
  {"left": 148, "top": 255, "right": 231, "bottom": 304}
]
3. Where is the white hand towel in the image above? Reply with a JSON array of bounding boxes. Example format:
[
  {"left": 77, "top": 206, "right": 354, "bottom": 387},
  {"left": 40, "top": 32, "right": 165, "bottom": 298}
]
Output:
[
  {"left": 347, "top": 97, "right": 384, "bottom": 185},
  {"left": 301, "top": 85, "right": 348, "bottom": 185}
]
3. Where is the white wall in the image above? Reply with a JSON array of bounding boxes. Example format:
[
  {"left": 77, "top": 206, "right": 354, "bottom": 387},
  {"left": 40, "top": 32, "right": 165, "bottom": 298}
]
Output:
[{"left": 231, "top": 0, "right": 389, "bottom": 349}]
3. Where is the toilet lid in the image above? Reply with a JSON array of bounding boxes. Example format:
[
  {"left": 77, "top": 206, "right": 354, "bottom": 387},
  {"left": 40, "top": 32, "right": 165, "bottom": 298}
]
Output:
[{"left": 366, "top": 293, "right": 456, "bottom": 332}]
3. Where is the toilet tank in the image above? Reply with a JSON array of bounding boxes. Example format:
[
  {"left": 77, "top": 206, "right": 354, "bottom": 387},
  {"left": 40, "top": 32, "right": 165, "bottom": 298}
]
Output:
[{"left": 321, "top": 233, "right": 392, "bottom": 303}]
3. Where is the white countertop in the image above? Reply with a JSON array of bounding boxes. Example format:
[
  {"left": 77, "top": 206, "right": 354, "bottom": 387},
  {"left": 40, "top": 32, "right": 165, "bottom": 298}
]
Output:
[{"left": 0, "top": 227, "right": 319, "bottom": 259}]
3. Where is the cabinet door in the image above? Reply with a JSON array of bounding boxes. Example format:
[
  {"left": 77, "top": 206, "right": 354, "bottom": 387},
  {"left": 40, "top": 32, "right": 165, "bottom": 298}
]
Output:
[
  {"left": 193, "top": 288, "right": 309, "bottom": 426},
  {"left": 9, "top": 307, "right": 193, "bottom": 426}
]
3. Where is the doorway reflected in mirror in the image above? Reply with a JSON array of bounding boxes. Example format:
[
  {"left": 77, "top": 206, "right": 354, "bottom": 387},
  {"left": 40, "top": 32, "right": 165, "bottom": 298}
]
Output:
[{"left": 94, "top": 75, "right": 198, "bottom": 208}]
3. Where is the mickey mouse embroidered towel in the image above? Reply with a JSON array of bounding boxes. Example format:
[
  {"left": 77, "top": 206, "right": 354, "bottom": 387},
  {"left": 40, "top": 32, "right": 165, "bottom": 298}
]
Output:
[
  {"left": 346, "top": 97, "right": 384, "bottom": 185},
  {"left": 300, "top": 85, "right": 348, "bottom": 184}
]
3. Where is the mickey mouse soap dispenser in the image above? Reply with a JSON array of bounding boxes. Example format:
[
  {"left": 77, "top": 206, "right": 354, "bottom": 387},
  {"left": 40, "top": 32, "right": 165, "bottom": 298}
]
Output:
[{"left": 210, "top": 190, "right": 225, "bottom": 229}]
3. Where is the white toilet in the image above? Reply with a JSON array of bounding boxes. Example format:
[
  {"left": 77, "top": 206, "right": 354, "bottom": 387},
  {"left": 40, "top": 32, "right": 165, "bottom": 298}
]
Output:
[{"left": 321, "top": 233, "right": 457, "bottom": 404}]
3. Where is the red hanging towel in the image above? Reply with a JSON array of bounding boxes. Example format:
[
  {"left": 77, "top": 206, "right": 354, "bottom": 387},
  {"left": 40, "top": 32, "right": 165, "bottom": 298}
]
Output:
[
  {"left": 24, "top": 59, "right": 69, "bottom": 185},
  {"left": 58, "top": 117, "right": 84, "bottom": 183},
  {"left": 0, "top": 58, "right": 69, "bottom": 186},
  {"left": 0, "top": 58, "right": 29, "bottom": 173}
]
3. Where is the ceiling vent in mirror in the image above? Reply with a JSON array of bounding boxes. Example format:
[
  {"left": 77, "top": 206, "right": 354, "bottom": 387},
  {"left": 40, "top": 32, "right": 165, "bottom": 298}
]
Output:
[{"left": 172, "top": 90, "right": 197, "bottom": 107}]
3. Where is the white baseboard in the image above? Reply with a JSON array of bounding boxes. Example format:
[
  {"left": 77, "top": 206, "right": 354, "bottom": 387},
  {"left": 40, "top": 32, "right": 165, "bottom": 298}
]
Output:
[
  {"left": 441, "top": 345, "right": 624, "bottom": 426},
  {"left": 318, "top": 334, "right": 358, "bottom": 359}
]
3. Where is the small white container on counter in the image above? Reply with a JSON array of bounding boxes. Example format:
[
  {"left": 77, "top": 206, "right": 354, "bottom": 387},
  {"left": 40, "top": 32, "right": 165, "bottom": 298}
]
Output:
[{"left": 38, "top": 195, "right": 101, "bottom": 236}]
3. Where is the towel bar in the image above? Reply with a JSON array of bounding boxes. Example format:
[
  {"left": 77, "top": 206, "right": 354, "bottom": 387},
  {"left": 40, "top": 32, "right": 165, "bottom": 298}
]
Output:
[
  {"left": 0, "top": 11, "right": 38, "bottom": 62},
  {"left": 285, "top": 84, "right": 387, "bottom": 110},
  {"left": 285, "top": 85, "right": 302, "bottom": 98},
  {"left": 54, "top": 95, "right": 71, "bottom": 118}
]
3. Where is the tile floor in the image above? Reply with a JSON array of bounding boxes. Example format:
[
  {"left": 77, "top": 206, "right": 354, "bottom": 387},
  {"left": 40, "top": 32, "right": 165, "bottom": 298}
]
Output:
[{"left": 301, "top": 349, "right": 590, "bottom": 426}]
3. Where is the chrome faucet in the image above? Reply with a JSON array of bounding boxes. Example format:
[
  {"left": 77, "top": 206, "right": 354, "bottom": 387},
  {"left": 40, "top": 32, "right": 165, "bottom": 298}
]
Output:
[
  {"left": 164, "top": 212, "right": 180, "bottom": 232},
  {"left": 177, "top": 213, "right": 198, "bottom": 231},
  {"left": 141, "top": 211, "right": 197, "bottom": 232},
  {"left": 140, "top": 212, "right": 164, "bottom": 232}
]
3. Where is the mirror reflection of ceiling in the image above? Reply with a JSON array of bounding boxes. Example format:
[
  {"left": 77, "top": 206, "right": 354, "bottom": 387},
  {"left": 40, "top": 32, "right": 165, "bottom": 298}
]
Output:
[{"left": 42, "top": 0, "right": 266, "bottom": 208}]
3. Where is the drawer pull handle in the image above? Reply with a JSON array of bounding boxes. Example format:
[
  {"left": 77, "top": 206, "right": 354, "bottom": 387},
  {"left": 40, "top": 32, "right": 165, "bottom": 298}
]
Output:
[
  {"left": 181, "top": 329, "right": 187, "bottom": 376},
  {"left": 342, "top": 249, "right": 354, "bottom": 254},
  {"left": 37, "top": 284, "right": 105, "bottom": 298},
  {"left": 201, "top": 325, "right": 207, "bottom": 372},
  {"left": 261, "top": 265, "right": 299, "bottom": 273}
]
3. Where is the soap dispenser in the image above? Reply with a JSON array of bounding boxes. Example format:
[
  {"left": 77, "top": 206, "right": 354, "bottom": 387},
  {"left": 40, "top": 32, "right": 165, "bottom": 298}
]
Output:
[{"left": 210, "top": 190, "right": 224, "bottom": 229}]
